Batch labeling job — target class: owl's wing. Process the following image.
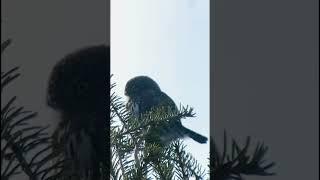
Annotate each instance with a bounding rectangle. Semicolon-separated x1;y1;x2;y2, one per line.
140;91;185;144
136;90;178;115
158;91;178;112
157;92;208;144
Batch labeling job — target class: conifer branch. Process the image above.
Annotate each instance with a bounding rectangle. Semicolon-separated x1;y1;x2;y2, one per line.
210;132;276;180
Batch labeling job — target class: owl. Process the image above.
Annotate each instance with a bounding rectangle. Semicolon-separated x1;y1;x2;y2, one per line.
47;45;109;180
125;76;208;146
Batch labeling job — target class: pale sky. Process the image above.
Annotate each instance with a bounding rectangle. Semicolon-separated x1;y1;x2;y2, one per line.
111;0;210;175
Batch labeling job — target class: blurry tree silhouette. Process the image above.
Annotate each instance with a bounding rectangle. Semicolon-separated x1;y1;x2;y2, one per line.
1;39;64;180
210;132;275;179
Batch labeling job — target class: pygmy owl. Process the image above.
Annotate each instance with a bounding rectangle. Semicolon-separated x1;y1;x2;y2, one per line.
125;76;208;145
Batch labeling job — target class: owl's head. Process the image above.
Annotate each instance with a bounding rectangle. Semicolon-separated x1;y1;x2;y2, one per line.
124;76;161;98
47;45;109;115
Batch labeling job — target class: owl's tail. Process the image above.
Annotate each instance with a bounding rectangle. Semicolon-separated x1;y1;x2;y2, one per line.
183;127;208;144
